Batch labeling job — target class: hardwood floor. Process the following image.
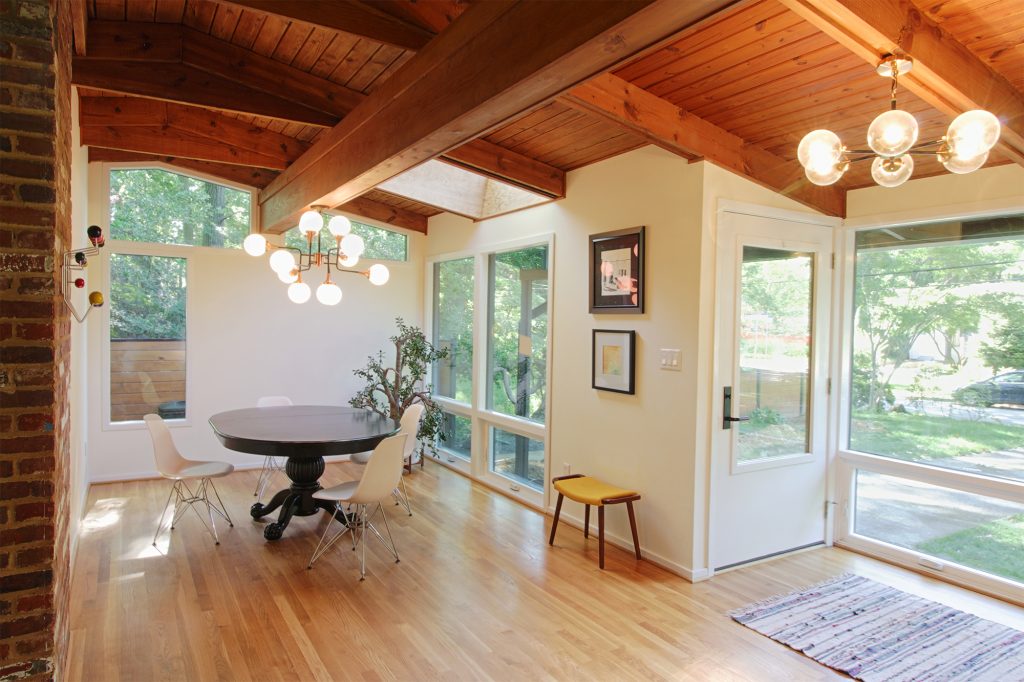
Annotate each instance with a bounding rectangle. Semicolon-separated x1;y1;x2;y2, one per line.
68;460;1022;681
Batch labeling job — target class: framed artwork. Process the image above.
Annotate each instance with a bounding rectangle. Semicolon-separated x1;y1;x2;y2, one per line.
592;329;636;394
589;226;645;314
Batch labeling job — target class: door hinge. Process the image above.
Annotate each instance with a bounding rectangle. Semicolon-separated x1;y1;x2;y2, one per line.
826;378;832;395
830;253;835;269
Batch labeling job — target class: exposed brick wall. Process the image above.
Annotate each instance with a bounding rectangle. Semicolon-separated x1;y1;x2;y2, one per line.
0;0;72;680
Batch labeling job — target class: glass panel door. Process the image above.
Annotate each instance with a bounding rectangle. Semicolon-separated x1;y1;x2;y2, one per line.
738;247;814;462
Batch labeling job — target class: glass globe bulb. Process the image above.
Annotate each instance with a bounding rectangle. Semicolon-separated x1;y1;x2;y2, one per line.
327;215;351;238
367;263;390;286
316;281;343;306
804;163;846;186
946;110;1000;159
866;109;919;156
277;268;298;284
341;233;365;258
243;233;266;256
269;249;296;274
870;154;914;187
940;150;988;175
287;280;311;304
298;209;323;235
797;129;843;171
339;253;359;267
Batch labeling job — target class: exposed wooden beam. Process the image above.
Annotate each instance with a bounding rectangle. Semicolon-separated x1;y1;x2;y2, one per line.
88;147;280;189
70;0;87;56
75;22;367;125
211;0;435;51
182;29;364;119
79;96;309;163
441;139;565;198
561;73;845;216
259;0;735;233
87;148;427;234
336;196;428;234
79;97;309;168
83;21;183;61
72;58;338;127
777;0;1024;165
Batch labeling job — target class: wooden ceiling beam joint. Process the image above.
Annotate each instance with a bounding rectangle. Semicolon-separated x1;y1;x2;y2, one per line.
777;0;1024;166
561;73;845;216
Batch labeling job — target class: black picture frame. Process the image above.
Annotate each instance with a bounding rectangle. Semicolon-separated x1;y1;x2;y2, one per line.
592;329;636;394
589;226;645;314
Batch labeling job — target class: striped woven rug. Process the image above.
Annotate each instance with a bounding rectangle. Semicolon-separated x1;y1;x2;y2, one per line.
730;574;1024;681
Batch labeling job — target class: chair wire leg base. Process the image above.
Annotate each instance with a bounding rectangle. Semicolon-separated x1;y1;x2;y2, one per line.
392;475;412;516
308;504;354;569
153;477;228;547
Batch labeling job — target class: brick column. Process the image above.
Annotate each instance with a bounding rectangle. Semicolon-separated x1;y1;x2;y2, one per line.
1;0;72;679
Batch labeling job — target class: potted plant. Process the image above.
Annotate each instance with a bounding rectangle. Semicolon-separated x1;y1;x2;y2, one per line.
349;318;448;466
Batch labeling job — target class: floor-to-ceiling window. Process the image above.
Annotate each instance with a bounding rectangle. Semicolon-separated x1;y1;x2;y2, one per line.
428;239;552;505
837;215;1024;598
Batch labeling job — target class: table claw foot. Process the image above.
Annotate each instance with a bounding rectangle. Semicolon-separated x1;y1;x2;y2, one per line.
264;523;284;541
251;489;290;520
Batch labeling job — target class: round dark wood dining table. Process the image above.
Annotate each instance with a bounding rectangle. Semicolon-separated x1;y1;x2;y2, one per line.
209;405;399;541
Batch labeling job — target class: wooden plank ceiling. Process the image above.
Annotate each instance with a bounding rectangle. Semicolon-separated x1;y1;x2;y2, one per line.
74;0;1024;229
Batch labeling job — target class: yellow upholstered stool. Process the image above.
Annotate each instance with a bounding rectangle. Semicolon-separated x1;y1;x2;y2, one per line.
548;474;641;569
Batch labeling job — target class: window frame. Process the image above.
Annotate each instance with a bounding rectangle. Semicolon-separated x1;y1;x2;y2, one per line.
97;162;256;431
106;162;258;250
832;202;1024;603
426;234;555;508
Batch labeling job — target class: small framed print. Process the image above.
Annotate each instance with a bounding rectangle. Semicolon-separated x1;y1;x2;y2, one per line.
589;226;645;314
592;329;636;394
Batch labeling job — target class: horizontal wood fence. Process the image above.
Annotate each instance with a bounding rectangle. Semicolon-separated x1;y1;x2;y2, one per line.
738;367;807;419
110;339;185;422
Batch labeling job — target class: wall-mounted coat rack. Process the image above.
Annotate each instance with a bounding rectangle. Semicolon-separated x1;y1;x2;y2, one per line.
62;225;105;323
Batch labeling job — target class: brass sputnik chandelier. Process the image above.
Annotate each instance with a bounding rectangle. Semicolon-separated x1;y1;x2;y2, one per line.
241;208;389;305
797;56;1002;188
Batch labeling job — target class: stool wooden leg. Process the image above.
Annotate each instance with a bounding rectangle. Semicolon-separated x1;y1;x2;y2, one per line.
549;493;564;546
598;506;605;569
583;504;590;538
626;501;641;560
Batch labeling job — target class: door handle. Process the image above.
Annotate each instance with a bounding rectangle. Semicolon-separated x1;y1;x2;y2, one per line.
722;386;749;429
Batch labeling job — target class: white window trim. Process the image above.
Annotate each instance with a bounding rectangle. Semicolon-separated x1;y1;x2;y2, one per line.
99;163;257;431
426;234;555;508
832;203;1024;599
100;241;196;431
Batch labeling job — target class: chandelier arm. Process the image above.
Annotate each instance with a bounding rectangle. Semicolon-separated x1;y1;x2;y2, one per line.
335;268;368;277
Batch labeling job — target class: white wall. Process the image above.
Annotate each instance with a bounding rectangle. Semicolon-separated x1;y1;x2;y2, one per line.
83;162;425;482
428;147;705;574
68;89;89;552
846;164;1024;222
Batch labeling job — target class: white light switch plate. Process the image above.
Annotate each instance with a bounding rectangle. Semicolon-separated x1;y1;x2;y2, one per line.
659;348;682;371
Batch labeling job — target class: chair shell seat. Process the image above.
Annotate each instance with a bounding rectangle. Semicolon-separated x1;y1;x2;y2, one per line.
313;480;359;503
553;476;637;506
164;461;234;480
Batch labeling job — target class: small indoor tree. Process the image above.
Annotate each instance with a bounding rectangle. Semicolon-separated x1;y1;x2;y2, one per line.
350;318;448;462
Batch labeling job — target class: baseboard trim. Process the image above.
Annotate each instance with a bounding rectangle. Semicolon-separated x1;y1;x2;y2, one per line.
89;454;354;484
550;510;698;581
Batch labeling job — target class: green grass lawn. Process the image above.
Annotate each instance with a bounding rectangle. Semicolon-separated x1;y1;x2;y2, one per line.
917;514;1024;583
850;411;1024;461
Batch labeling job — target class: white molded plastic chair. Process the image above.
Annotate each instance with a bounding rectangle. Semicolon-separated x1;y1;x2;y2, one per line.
253;395;292;500
145;414;234;546
350;403;423;516
308;433;408;579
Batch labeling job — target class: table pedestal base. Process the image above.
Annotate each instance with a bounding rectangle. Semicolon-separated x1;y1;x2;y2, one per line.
249;455;342;540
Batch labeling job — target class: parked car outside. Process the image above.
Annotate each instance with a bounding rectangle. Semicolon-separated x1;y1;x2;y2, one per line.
952;370;1024;407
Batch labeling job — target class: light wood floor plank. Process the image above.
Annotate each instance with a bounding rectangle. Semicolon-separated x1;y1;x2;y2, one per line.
69;460;1022;680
